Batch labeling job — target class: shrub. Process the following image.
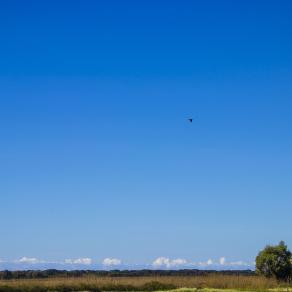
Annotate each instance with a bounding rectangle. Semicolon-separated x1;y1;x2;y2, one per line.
256;241;292;281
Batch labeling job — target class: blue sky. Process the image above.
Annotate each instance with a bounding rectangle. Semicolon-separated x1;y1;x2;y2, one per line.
0;0;292;270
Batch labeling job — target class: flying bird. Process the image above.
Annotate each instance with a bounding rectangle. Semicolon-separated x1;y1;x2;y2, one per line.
188;118;193;123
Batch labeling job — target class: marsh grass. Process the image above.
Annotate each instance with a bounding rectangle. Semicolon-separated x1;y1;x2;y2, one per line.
0;274;289;292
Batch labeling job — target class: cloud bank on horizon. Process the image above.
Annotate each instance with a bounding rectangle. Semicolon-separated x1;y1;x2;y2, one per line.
0;256;254;271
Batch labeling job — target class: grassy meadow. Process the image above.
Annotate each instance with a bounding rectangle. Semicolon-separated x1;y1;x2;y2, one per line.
0;274;291;292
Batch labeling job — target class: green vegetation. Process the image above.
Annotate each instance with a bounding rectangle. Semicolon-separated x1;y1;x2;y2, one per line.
256;241;292;281
0;270;254;280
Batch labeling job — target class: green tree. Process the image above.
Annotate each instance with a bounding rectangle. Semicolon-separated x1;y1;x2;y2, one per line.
256;241;292;281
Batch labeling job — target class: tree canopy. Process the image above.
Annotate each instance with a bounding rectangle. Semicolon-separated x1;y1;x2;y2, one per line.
256;241;292;281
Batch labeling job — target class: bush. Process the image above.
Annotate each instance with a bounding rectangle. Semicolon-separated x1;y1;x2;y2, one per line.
256;241;292;281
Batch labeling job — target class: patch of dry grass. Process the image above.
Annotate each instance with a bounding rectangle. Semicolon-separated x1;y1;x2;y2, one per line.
0;274;287;291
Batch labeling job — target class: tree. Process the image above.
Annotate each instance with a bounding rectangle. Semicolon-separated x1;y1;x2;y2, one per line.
256;241;292;281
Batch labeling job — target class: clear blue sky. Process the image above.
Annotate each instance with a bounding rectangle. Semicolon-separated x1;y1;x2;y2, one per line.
0;0;292;269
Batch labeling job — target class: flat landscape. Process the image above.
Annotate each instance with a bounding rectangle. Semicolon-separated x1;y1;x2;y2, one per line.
0;274;291;292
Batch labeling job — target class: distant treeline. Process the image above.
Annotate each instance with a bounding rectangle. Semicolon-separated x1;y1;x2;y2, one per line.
0;269;254;280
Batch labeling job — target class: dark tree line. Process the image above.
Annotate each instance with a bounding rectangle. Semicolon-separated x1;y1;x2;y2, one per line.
0;269;254;280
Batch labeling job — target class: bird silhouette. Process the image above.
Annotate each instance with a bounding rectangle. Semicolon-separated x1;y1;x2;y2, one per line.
188;118;193;123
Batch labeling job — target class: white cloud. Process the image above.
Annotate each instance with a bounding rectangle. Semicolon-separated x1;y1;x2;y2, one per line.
229;260;250;266
152;257;187;268
3;256;253;270
102;258;122;266
197;257;251;268
207;259;213;265
219;257;226;265
197;259;213;267
171;258;187;265
65;258;92;265
17;257;42;264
